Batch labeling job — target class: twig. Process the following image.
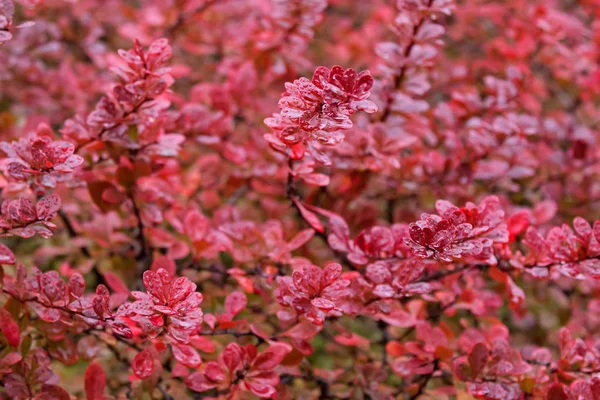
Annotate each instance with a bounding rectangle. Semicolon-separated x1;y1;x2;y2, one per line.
408;359;438;400
130;191;152;278
3;288;114;322
157;379;173;400
226;183;249;205
378;319;391;365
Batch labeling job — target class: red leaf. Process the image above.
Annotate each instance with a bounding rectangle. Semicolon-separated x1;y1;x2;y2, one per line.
186;371;219;392
35;385;70;400
334;332;370;349
172;344;202;368
473;159;510;180
205;361;226;381
292;199;324;233
506;276;525;309
88;181;122;213
85;361;106;400
311;297;335;310
507;210;529;239
132;349;155;379
547;383;568;400
531;200;557;225
0;243;15;264
468;343;489;379
189;335;216;353
222;343;244;372
184;210;209;242
287;229;315;251
245;381;277;398
594;221;600;244
386;341;405;357
103;271;129;294
68;273;85;297
323;263;342;285
0;306;19;347
301;173;330;186
252;348;286;372
151;255;176;276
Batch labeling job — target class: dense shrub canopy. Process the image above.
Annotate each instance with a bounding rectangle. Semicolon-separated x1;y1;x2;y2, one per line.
1;0;600;399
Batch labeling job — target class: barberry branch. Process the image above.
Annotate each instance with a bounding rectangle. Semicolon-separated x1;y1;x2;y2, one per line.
408;359;439;400
130;191;152;278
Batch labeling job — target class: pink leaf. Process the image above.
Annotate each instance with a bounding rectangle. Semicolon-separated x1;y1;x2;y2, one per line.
151;255;176;276
102;271;129;294
245;381;277;398
531;200;557;225
224;291;247;318
301;173;330;186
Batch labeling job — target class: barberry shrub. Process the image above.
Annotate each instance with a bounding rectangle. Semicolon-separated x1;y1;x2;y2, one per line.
1;0;600;399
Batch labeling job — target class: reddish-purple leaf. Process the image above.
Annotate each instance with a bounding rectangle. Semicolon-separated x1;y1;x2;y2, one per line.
85;361;106;400
35;385;71;400
36;195;61;221
468;343;489;379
